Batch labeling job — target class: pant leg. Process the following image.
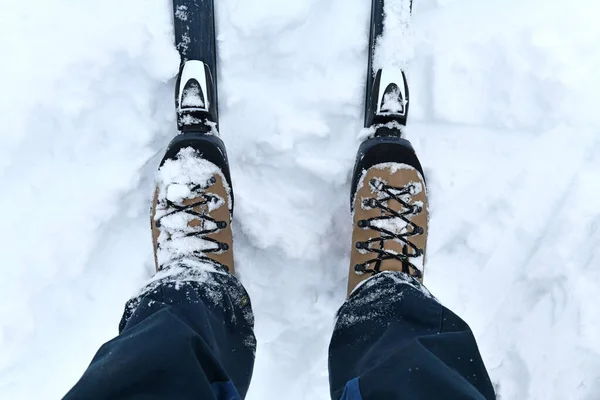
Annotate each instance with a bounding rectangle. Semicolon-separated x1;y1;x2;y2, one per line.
64;264;256;400
329;271;495;400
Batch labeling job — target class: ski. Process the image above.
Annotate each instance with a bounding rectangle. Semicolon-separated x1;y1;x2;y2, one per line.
172;0;219;133
364;0;412;136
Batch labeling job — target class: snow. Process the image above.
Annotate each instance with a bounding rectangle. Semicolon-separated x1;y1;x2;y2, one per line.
175;5;189;22
181;85;206;108
375;0;414;70
1;0;599;399
380;86;406;113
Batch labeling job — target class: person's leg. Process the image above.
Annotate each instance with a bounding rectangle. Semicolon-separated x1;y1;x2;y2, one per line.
329;137;495;400
329;272;495;400
66;132;256;400
65;265;255;400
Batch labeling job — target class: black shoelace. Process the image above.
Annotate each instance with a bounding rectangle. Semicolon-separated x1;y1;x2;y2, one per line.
354;178;424;278
156;177;229;271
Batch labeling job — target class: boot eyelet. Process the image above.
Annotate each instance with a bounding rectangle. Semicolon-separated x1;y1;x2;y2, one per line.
217;221;227;229
354;264;365;275
209;177;217;184
370;178;384;190
357;220;369;228
220;243;230;251
355;241;366;249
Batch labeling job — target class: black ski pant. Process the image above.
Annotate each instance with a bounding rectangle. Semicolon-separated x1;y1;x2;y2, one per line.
64;268;496;400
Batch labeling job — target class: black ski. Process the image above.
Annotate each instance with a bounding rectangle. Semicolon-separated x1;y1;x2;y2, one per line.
364;0;412;135
172;0;219;133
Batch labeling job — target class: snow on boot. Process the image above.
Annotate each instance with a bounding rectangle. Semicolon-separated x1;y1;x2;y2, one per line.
348;136;428;295
151;135;235;275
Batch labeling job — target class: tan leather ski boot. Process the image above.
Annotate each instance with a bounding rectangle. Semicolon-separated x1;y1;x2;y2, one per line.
151;135;235;274
348;137;428;295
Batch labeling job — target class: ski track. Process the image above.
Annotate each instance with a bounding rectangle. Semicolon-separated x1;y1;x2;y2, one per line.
1;0;600;399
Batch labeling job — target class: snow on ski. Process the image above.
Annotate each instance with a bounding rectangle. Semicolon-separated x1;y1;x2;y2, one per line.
172;0;219;133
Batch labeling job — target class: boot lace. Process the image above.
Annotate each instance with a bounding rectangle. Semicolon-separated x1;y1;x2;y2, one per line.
354;177;424;278
156;176;230;271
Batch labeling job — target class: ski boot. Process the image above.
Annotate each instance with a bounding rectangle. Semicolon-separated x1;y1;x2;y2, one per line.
151;134;234;274
350;47;425;293
348;138;428;295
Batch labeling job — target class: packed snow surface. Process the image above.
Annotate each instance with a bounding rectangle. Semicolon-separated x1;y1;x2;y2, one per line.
1;0;600;399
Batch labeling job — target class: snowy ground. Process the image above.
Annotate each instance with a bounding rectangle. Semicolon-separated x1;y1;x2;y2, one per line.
1;0;600;398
